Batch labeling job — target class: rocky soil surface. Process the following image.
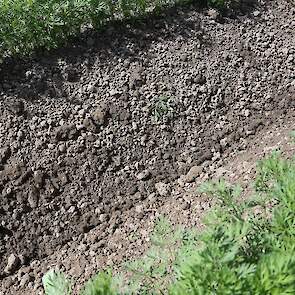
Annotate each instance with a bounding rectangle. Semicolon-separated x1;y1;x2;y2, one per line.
0;0;294;294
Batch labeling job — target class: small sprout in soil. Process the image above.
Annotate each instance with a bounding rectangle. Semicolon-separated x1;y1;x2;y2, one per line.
152;96;174;123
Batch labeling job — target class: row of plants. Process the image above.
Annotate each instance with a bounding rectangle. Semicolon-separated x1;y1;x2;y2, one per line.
43;143;295;294
0;0;236;62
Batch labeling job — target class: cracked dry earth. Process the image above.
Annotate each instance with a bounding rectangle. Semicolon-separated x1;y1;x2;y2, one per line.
0;0;294;294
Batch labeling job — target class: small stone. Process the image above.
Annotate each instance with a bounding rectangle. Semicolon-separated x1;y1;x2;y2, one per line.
89;250;96;257
148;193;156;204
135;205;143;213
194;74;206;85
109;89;121;97
57;172;68;185
55;124;77;141
58;144;66;153
185;165;203;183
28;186;39;208
199;85;207;93
5;162;23;180
207;9;220;21
35;139;43;149
99;214;109;223
136;170;151;181
220;138;227;148
177;175;186;187
0;146;11;165
17;130;24;140
8;100;25;115
92;106;108;125
19;273;31;287
83;118;97;132
180;202;190;210
180;53;188;62
129;66;144;89
215;167;228;178
253;10;260;17
33;171;44;188
4;254;20;274
155;182;171;197
25;70;33;79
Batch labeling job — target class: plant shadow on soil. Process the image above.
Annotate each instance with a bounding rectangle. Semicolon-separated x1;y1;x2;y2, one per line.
0;0;259;102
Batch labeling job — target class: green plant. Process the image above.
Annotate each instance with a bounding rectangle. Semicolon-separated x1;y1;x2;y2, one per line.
122;217;197;294
290;130;295;142
0;0;109;57
208;0;240;9
43;270;116;295
170;151;295;294
153;96;175;122
43;270;72;295
80;272;117;295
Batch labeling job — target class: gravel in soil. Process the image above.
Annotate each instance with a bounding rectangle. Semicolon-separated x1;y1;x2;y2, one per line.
0;0;295;293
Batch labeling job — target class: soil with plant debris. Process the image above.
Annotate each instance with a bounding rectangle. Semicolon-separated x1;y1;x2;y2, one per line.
0;0;294;294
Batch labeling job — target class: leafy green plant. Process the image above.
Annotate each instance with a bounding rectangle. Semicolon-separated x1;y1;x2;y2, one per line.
153;96;175;122
122;217;197;294
43;270;116;295
43;270;72;295
80;271;117;295
170;151;295;294
0;0;109;57
208;0;240;9
208;0;226;7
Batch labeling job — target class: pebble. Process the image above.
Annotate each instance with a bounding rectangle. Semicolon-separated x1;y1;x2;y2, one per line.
136;170;151;180
19;273;31;287
185;165;203;183
4;254;20;274
0;146;11;164
155;182;171;197
207;8;220;21
92;106;108;125
28;187;39;208
33;171;44;188
58;144;66;153
253;10;261;17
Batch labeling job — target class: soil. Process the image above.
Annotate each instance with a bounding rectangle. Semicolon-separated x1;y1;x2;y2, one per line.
0;0;294;294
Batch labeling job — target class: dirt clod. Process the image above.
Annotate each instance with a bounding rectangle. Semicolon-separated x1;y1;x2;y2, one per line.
4;254;20;274
185;165;203;183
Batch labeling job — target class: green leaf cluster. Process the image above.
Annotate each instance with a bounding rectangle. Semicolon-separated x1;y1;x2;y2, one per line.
122;217;197;294
0;0;110;57
171;151;295;294
43;269;117;295
153;96;175;122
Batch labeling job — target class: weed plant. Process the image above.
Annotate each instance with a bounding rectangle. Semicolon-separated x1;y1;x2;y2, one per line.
153;96;175;122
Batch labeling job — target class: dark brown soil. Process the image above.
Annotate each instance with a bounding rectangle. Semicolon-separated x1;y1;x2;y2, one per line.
0;0;294;293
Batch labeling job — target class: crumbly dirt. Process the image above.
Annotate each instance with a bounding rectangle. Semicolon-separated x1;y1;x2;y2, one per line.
0;0;294;294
